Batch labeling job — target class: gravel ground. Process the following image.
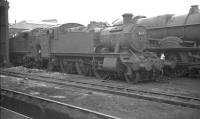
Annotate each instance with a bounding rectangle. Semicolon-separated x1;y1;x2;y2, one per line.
1;74;200;119
2;66;200;98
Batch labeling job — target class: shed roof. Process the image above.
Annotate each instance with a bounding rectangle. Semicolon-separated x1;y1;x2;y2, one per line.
9;20;59;30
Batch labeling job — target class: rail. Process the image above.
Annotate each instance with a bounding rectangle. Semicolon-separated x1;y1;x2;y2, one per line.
1;69;200;110
1;88;119;119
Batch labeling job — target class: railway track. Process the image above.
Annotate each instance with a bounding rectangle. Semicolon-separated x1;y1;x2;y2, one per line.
1;107;33;119
1;88;119;119
1;69;200;109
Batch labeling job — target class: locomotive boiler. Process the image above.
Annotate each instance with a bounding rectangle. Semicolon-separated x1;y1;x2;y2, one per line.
137;5;200;43
136;5;200;76
97;14;147;53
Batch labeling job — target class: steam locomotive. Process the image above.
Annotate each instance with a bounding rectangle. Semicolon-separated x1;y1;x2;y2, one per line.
9;5;200;83
137;5;200;77
48;16;165;83
111;5;200;77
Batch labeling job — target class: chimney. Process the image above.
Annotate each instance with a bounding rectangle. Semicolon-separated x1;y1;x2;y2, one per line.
189;5;199;14
122;13;133;24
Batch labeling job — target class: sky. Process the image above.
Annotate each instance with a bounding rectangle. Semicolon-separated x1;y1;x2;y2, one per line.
8;0;200;25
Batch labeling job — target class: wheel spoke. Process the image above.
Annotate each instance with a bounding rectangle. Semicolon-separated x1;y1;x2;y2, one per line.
124;69;140;83
66;62;73;74
94;70;111;80
140;70;152;81
164;66;186;77
75;62;83;75
59;58;65;73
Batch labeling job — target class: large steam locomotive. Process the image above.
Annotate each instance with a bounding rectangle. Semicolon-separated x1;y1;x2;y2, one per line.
48;15;164;83
137;5;200;77
111;5;200;77
9;5;200;83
